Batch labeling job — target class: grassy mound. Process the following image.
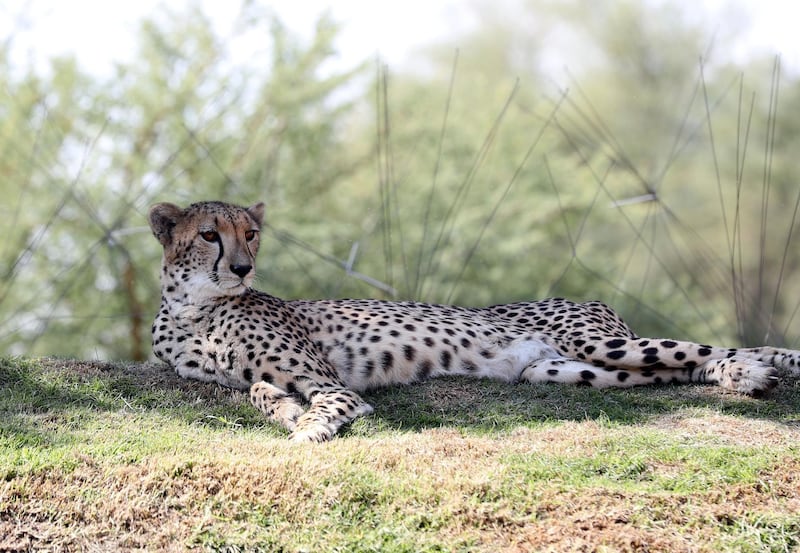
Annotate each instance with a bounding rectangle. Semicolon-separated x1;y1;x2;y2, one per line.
2;357;799;551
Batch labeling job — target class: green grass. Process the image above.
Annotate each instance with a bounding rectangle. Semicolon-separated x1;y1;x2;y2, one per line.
2;357;800;552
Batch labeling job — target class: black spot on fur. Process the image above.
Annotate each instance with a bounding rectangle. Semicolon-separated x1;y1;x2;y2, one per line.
461;360;478;372
605;339;627;349
381;351;394;372
416;360;432;380
364;359;375;378
440;350;452;370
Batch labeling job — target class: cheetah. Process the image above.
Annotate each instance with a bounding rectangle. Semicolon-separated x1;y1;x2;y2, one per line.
148;200;800;442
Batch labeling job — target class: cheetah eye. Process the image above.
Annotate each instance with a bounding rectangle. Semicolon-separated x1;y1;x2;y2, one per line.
200;230;219;243
244;230;257;241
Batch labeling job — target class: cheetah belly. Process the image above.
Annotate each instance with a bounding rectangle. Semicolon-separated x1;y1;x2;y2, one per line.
314;328;561;392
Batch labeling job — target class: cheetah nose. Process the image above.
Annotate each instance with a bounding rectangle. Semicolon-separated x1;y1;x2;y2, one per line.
230;264;252;278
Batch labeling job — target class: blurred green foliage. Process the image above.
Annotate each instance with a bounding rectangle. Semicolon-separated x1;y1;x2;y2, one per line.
0;1;798;360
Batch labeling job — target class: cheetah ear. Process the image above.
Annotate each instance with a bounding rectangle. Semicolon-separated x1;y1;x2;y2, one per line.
247;202;265;228
148;203;184;246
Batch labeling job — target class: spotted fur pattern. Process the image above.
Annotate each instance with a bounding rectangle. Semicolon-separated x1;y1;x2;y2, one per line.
148;201;800;442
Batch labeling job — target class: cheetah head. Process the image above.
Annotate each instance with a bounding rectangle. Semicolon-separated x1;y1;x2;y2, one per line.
148;201;265;301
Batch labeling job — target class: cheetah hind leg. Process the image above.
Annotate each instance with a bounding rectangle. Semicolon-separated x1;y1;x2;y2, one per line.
518;356;779;395
518;358;694;388
250;381;307;431
696;356;779;396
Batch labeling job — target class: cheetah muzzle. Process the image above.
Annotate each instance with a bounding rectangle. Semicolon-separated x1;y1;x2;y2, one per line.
148;200;800;442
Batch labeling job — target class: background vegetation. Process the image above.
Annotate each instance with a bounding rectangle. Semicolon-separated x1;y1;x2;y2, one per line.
1;0;799;361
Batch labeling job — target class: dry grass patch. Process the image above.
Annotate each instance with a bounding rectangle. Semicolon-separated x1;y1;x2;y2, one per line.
652;412;800;447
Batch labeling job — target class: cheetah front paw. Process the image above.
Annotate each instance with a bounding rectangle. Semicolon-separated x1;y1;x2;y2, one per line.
276;402;306;431
289;424;333;443
250;381;306;431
